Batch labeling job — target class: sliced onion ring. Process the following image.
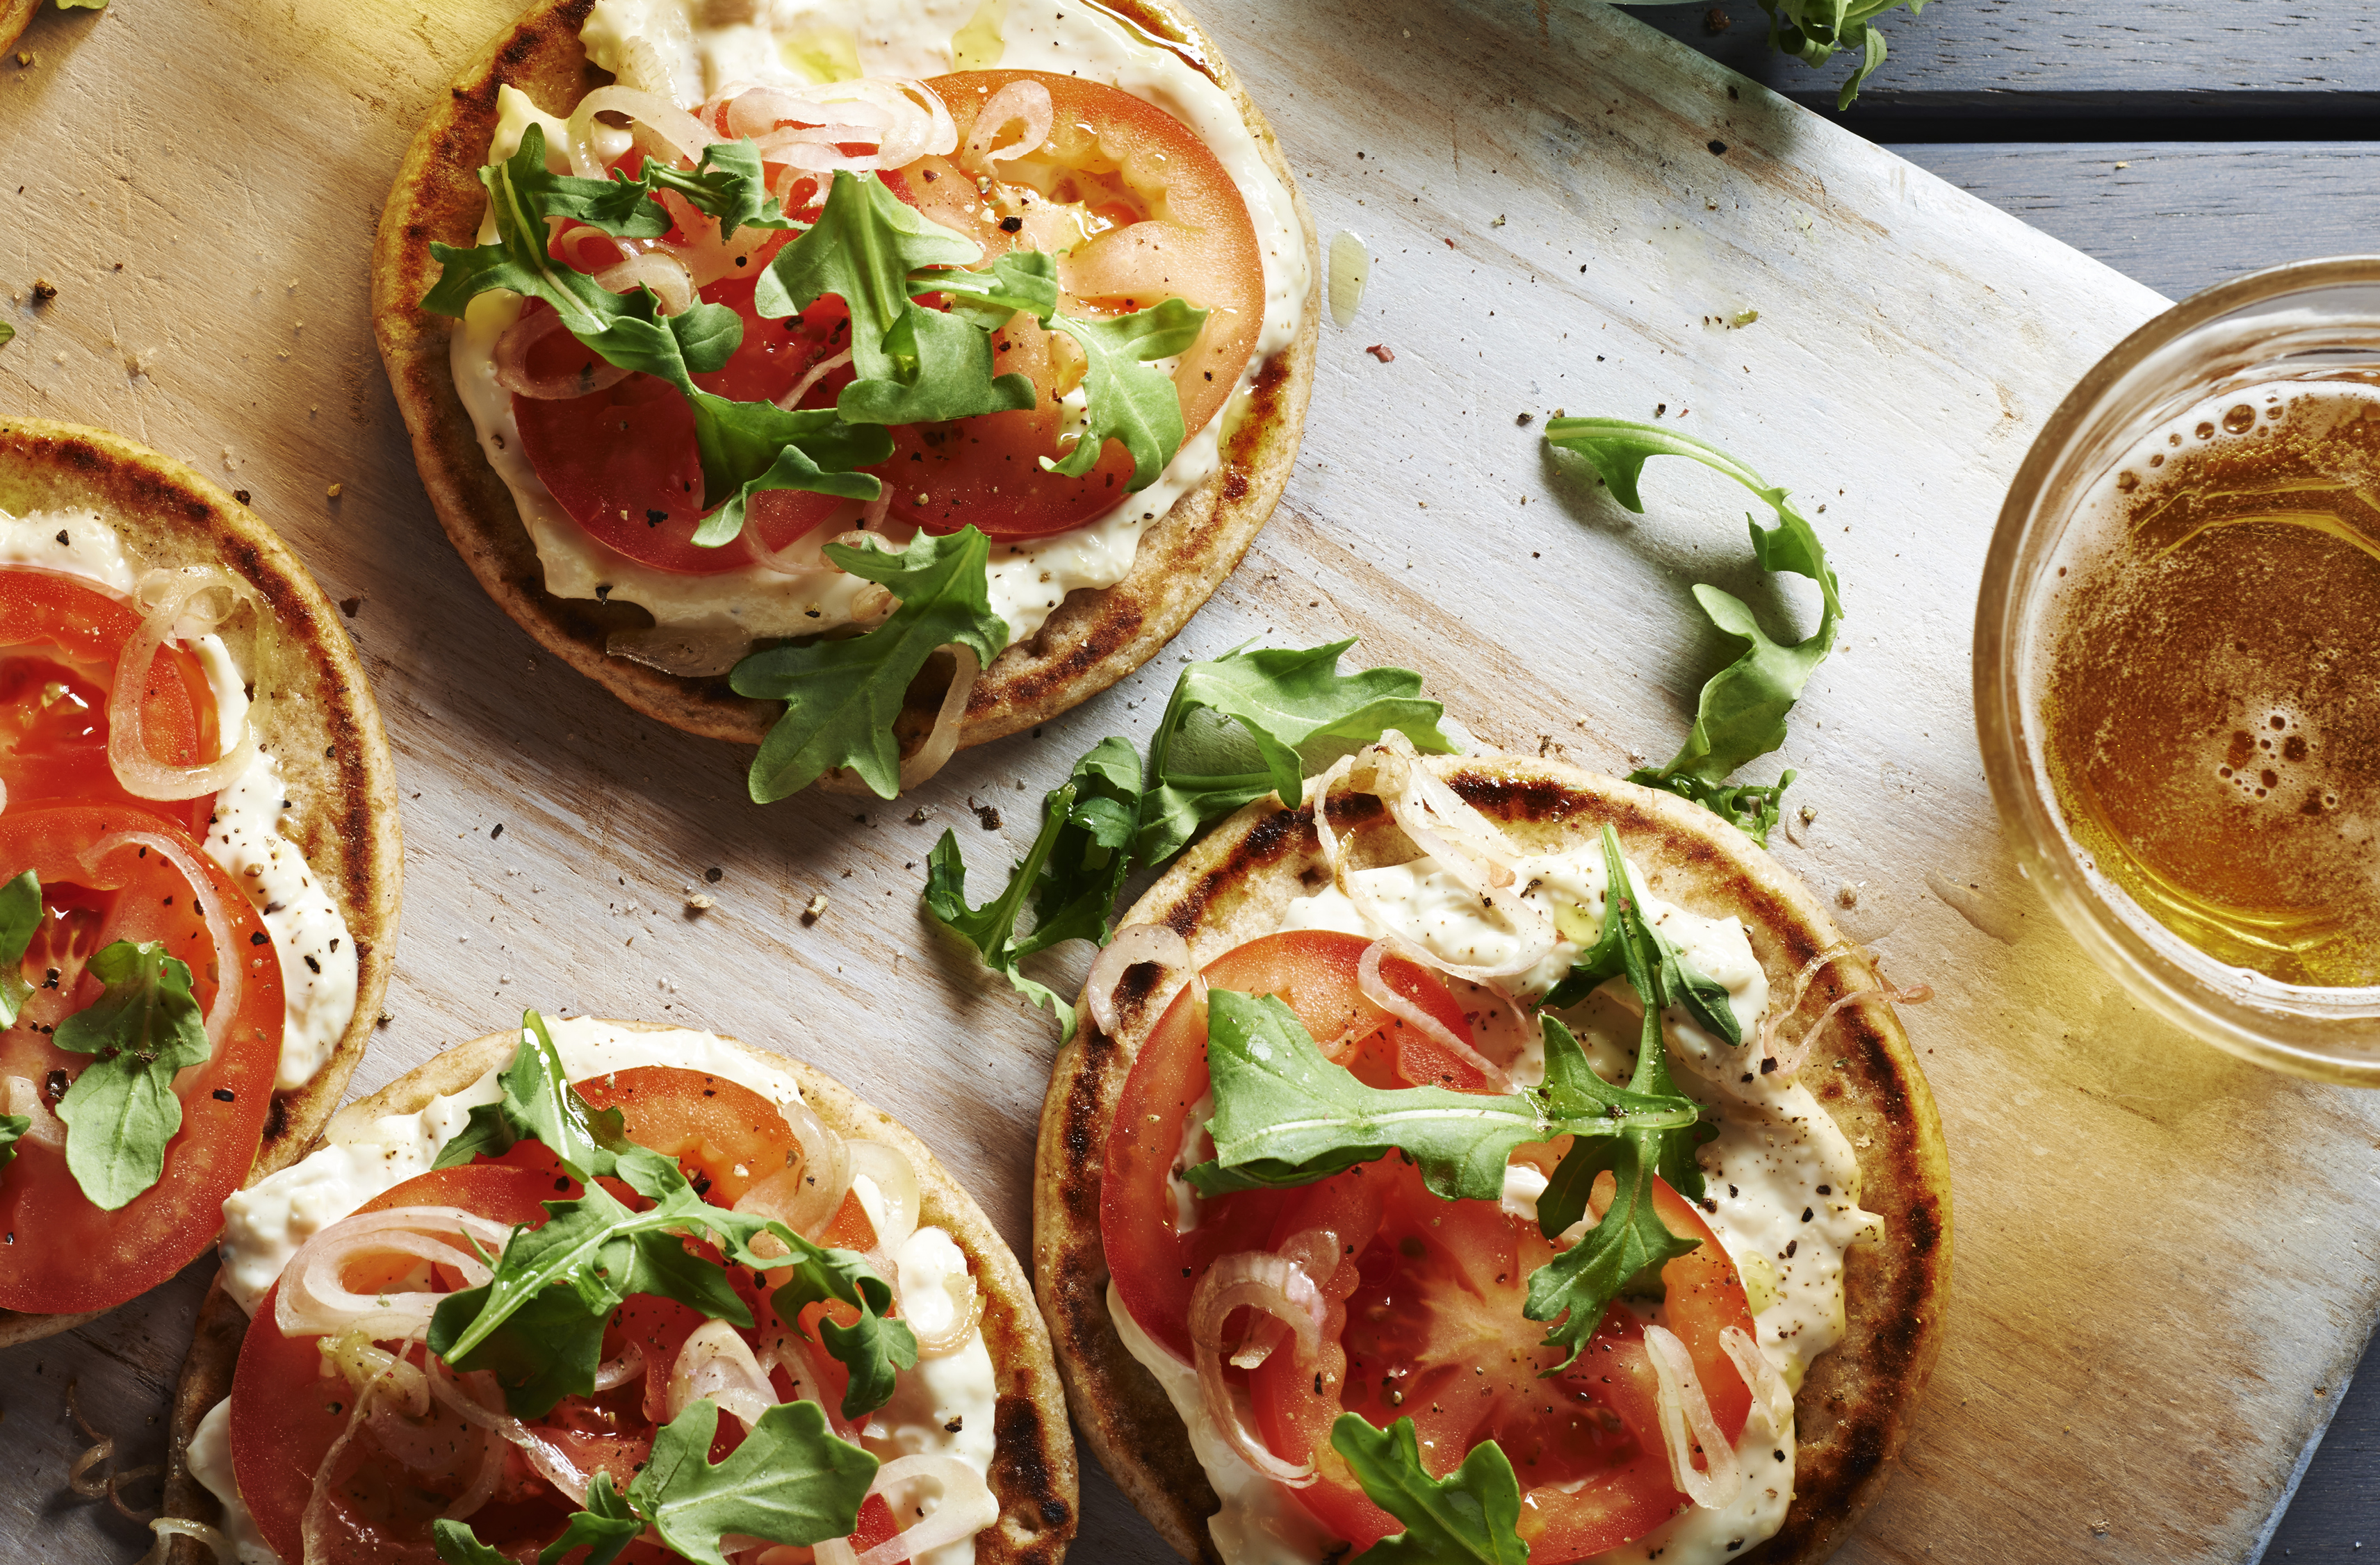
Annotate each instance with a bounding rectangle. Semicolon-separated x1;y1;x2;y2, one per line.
425;1352;594;1507
83;829;244;1051
1189;1251;1326;1487
592;1341;646;1392
1643;1322;1744;1511
896;644;980;794
493;306;635;400
669;1319;779;1430
274;1207;510;1341
136;1518;235;1565
1771;972;1933;1079
567;85;715;179
1086;922;1194;1042
854;1454;1002;1565
1719;1325;1794;1436
302;1334;427;1561
961;80;1054;173
107;567;261;800
847;1140;922;1253
1357;937;1515;1092
734;1097;853;1242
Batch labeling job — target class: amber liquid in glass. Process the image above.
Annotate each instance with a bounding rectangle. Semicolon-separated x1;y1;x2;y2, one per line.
2039;382;2380;988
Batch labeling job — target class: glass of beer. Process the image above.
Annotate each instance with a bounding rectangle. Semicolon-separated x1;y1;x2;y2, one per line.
1978;257;2380;1083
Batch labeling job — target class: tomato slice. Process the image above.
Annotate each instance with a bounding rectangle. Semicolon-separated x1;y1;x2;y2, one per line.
0;803;283;1314
1101;931;1488;1364
0;565;220;835
512;69;1263;566
230;1065;904;1563
1248;1162;1752;1561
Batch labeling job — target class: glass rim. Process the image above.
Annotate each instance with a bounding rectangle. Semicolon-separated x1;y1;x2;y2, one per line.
1976;255;2380;1085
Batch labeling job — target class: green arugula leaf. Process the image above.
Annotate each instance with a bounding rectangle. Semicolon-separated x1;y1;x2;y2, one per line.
635;141;797;241
924;737;1144;1040
1042;298;1209;486
0;869;38;1026
536;1473;642;1565
426;126;886;541
769;1247;921;1420
1330;1416;1529;1565
915;249;1062;330
55;1;111;11
52;940;211;1211
1540;827;1743;1049
1757;0;1926;108
755;170;1036;426
1136;641;1455;865
1633;769;1796;849
0;1116;27;1174
434;1010;630;1178
730;527;1011;802
1543;418;1841;839
0;322;14;348
630;1399;880;1565
431;1519;513;1565
1184;990;1697;1202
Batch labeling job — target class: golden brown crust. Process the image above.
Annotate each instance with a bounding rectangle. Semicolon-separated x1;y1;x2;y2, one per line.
166;1019;1078;1565
1034;754;1953;1565
0;417;402;1348
368;0;1317;770
0;0;34;56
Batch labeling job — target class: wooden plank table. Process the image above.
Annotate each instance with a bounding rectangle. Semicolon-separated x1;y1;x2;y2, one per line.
4;1;2379;1562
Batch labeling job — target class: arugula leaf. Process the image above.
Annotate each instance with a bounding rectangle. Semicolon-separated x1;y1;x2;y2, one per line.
1184;990;1697;1202
1633;769;1796;850
755;170;1037;426
731;527;1011;802
1756;0;1926;108
630;1399;880;1565
434;1010;630;1178
1043;299;1209;486
52;941;211;1211
1542;418;1841;842
431;1520;512;1565
1540;826;1743;1048
427;126;887;541
924;737;1144;1040
769;1247;921;1420
534;1473;644;1565
1330;1416;1529;1565
0;1117;27;1174
0;322;13;348
635;141;797;241
0;869;38;1026
1136;641;1456;865
915;249;1063;329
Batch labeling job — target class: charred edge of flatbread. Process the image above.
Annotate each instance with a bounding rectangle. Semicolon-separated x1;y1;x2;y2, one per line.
164;1020;1077;1565
369;0;1317;767
0;417;402;1350
1034;755;1953;1565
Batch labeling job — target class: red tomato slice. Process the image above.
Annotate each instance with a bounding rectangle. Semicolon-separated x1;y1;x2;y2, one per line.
512;69;1264;566
1248;1161;1752;1561
0;803;283;1315
1101;931;1488;1364
231;1065;902;1563
0;565;220;835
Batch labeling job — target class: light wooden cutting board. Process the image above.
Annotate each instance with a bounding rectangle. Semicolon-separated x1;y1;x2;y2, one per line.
0;2;2367;1562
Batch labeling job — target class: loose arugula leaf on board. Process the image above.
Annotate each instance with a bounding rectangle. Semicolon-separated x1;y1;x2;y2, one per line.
636;141;797;241
731;527;1011;803
630;1399;880;1565
0;869;38;1026
0;322;14;348
434;1010;630;1177
756;170;1037;425
1136;641;1456;865
1043;298;1209;486
770;1246;922;1420
0;1117;27;1174
1184;990;1697;1202
427;126;883;540
1542;418;1841;842
52;940;211;1211
924;737;1144;1041
1330;1416;1529;1565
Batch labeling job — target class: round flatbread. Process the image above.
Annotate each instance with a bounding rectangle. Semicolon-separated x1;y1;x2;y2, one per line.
0;416;402;1348
0;0;35;56
370;0;1318;769
164;1019;1079;1565
1034;752;1953;1565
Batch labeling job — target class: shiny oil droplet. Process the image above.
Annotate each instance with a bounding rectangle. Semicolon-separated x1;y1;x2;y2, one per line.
1328;230;1371;329
2224;403;2257;434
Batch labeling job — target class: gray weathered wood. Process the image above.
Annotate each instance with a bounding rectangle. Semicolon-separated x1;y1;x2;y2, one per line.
0;1;2375;1564
1885;142;2380;303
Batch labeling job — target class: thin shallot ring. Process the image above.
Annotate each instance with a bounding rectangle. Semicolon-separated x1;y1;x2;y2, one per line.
592;1342;647;1392
274;1207;510;1340
1189;1252;1325;1487
1357;937;1515;1092
300;1335;426;1560
1771;976;1932;1080
776;346;854;411
668;1320;779;1430
895;644;981;794
961;79;1054;173
847;1140;921;1253
567;85;715;179
852;1454;1002;1565
1086;922;1193;1041
491;306;635;400
106;567;260;800
1643;1322;1745;1511
1719;1325;1794;1436
742;500;864;577
82;830;243;1050
733;1097;852;1241
425;1353;593;1507
1754;940;1859;1061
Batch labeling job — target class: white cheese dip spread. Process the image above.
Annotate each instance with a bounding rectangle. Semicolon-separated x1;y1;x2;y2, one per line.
1114;833;1882;1565
195;1017;998;1565
450;0;1308;662
0;510;358;1090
